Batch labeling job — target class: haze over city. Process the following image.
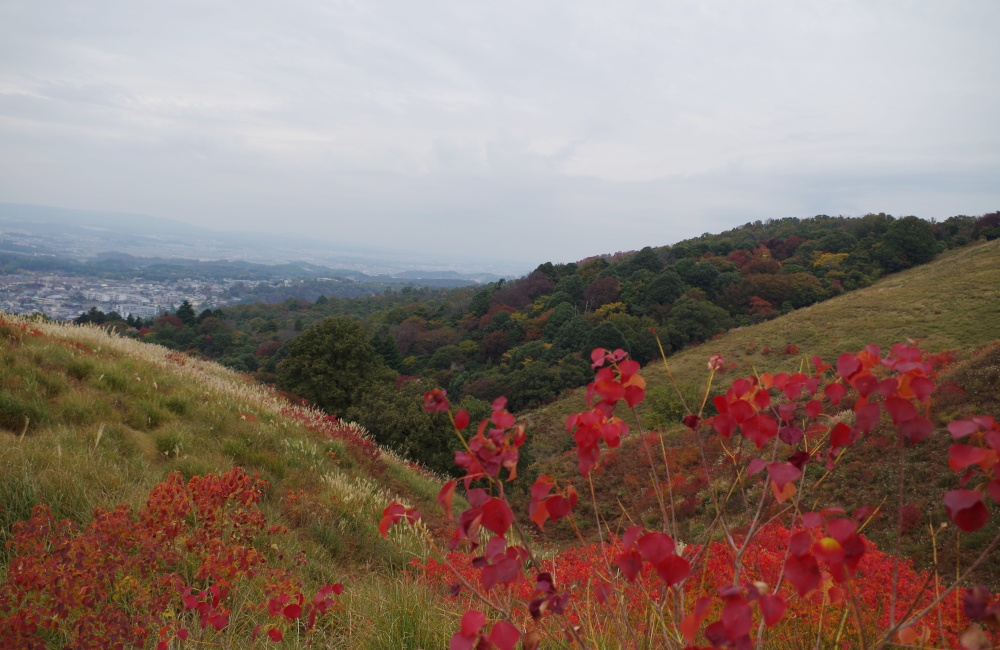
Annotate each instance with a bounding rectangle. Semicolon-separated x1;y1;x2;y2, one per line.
2;1;998;267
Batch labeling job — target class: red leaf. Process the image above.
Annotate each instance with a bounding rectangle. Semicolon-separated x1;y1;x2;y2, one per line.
623;525;644;549
778;402;798;422
616;549;642;581
594;378;625;404
283;603;302;620
438;481;457;519
423;388;450;413
491;409;515;429
743;414;778;448
779;426;804;445
949;420;981;439
481;498;514;535
546;495;572;521
654;554;691;586
826;518;858;543
785;552;822;596
619;359;640;377
711;412;737;438
813;537;845;565
836;353;861;379
454;409;470;430
805;400;823;419
767;462;802;489
747;458;766;476
877;378;899;399
591;348;607;368
460;609;486;637
854;374;878;397
487;621;520;650
944;490;990;532
332;583;344;595
949;445;988;472
681;597;712;644
854;402;881;433
623;385;645;407
530;475;555;501
682;414;701;430
884;397;917;423
637;532;676;565
760;594;787;627
830;422;852;449
824;383;846;406
268;628;283;642
910;376;935;401
988;480;1000;505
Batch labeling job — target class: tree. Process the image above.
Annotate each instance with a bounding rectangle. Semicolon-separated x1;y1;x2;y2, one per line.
346;379;462;476
881;216;939;269
665;296;733;349
277;317;394;414
640;269;685;311
551;315;593;355
582;277;620;311
176;300;197;327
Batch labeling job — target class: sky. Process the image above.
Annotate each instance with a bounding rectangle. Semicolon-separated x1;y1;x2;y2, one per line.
1;1;998;268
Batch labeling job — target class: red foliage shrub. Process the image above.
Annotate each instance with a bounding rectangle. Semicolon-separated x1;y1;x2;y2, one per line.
0;468;343;649
388;341;1000;648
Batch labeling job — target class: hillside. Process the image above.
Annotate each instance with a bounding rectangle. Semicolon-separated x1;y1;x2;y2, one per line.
1;240;999;648
523;238;1000;452
518;239;1000;583
0;314;464;647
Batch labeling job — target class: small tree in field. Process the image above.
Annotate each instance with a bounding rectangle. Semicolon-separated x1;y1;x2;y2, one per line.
278;317;394;414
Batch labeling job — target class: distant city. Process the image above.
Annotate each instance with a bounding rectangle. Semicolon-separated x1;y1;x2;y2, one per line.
0;272;255;321
0;202;520;322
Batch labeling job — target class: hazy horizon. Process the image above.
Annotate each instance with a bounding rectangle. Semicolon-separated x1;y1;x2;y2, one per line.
2;1;998;266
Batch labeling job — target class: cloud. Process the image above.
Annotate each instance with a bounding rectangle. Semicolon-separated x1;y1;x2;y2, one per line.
0;0;998;266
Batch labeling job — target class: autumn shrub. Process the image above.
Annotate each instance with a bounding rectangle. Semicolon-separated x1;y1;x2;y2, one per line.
0;467;345;649
385;342;1000;649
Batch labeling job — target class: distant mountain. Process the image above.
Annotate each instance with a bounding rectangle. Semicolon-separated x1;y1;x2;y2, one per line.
0;202;516;280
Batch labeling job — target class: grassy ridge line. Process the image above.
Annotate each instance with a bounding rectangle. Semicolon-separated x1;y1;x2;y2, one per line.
0;313;456;570
524;238;1000;452
7;312;418;471
1;312;478;645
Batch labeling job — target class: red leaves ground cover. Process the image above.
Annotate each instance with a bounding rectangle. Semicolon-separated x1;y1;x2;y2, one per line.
0;468;343;649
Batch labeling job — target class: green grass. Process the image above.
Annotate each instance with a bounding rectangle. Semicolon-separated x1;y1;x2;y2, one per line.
0;315;449;586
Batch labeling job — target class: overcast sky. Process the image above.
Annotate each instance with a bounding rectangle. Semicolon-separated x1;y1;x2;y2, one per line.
1;1;998;267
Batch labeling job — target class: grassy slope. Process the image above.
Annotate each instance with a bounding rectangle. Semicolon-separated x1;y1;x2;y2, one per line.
519;239;1000;583
0;315;463;647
